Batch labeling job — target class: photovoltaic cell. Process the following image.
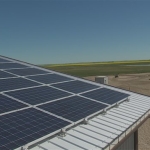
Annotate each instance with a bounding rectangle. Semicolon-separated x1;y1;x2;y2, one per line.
38;96;107;122
0;63;28;70
52;80;99;94
6;86;72;105
0;78;40;92
7;68;51;76
0;58;11;63
0;56;131;149
0;108;70;150
81;88;130;105
0;95;27;114
27;73;73;84
0;70;15;79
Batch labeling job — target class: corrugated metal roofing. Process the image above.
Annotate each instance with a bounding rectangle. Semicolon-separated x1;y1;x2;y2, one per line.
29;85;150;150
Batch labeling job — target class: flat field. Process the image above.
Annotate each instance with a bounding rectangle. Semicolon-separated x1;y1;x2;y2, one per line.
42;60;150;77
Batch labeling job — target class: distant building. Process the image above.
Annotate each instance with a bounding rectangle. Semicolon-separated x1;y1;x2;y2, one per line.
95;76;108;84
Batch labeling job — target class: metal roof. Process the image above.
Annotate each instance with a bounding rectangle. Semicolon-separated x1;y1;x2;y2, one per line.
0;55;149;150
30;85;150;150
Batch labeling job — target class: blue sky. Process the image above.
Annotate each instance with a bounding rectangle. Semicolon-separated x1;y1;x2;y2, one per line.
0;0;150;64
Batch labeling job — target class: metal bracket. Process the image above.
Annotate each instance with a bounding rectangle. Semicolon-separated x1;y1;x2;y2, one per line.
102;108;107;115
83;118;89;125
115;102;119;108
21;145;28;150
59;128;67;137
126;97;130;102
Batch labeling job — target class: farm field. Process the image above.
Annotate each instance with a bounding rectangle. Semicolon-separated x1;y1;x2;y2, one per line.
42;59;150;77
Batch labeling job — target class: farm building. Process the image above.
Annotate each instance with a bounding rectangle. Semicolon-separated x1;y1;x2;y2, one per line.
0;55;149;150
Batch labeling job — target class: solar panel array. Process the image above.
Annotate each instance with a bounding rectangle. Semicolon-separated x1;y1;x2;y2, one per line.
0;56;130;150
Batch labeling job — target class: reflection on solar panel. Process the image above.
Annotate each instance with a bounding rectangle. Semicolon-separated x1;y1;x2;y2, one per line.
38;96;107;122
52;80;99;93
6;86;72;105
0;70;15;79
0;78;40;92
0;63;28;69
27;73;73;84
0;58;11;63
7;68;51;76
0;95;27;114
0;108;70;150
81;88;130;105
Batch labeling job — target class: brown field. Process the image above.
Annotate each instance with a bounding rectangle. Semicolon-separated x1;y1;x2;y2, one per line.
85;73;150;150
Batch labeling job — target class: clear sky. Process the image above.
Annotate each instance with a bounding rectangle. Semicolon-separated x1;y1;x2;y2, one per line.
0;0;150;64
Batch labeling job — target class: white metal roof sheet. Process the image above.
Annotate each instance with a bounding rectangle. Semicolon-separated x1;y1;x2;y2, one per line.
30;85;150;150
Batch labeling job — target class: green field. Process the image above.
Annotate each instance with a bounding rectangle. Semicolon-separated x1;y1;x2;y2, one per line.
41;60;150;77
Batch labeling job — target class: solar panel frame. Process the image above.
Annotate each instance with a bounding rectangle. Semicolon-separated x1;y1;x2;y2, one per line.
0;108;71;150
0;94;28;114
51;80;100;94
0;70;16;79
27;73;74;84
0;78;41;92
0;63;29;70
0;55;131;149
6;68;52;76
0;58;11;63
81;88;130;105
38;96;108;122
6;86;72;105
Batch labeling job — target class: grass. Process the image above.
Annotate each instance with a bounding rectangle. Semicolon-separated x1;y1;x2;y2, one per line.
40;60;150;77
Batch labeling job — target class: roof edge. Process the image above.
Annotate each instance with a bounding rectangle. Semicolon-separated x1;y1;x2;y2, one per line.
110;112;150;150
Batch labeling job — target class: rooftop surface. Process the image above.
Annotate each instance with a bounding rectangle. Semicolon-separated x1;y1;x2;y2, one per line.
29;85;150;150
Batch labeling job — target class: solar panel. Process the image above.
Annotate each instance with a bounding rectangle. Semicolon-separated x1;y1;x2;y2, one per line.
0;108;70;150
27;73;73;84
7;68;51;76
38;96;107;122
0;55;131;149
0;78;40;92
0;58;11;63
81;88;130;105
0;63;28;69
0;70;15;79
0;95;27;114
6;86;72;105
52;80;99;94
